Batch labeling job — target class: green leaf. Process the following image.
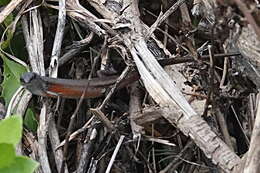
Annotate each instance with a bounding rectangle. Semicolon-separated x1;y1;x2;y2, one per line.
1;14;14;50
0;0;11;6
3;13;13;26
1;14;27;60
0;14;27;106
10;33;27;61
24;108;38;132
0;116;38;173
0;143;15;168
0;56;27;105
0;156;39;173
0;115;22;145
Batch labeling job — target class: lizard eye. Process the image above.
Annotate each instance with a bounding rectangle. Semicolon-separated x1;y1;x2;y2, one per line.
20;72;37;85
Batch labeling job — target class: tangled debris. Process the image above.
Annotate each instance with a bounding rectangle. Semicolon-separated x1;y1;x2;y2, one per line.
0;0;260;173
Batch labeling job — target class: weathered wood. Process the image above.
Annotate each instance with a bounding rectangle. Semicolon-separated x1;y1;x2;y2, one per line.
85;0;242;171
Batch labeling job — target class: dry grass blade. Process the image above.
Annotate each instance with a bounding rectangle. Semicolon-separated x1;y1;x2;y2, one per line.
0;0;25;24
243;96;260;173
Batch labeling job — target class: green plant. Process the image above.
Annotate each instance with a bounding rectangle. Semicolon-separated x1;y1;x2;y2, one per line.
0;115;38;173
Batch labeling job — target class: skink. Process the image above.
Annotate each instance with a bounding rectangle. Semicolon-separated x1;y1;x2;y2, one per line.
20;52;240;99
20;71;139;99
